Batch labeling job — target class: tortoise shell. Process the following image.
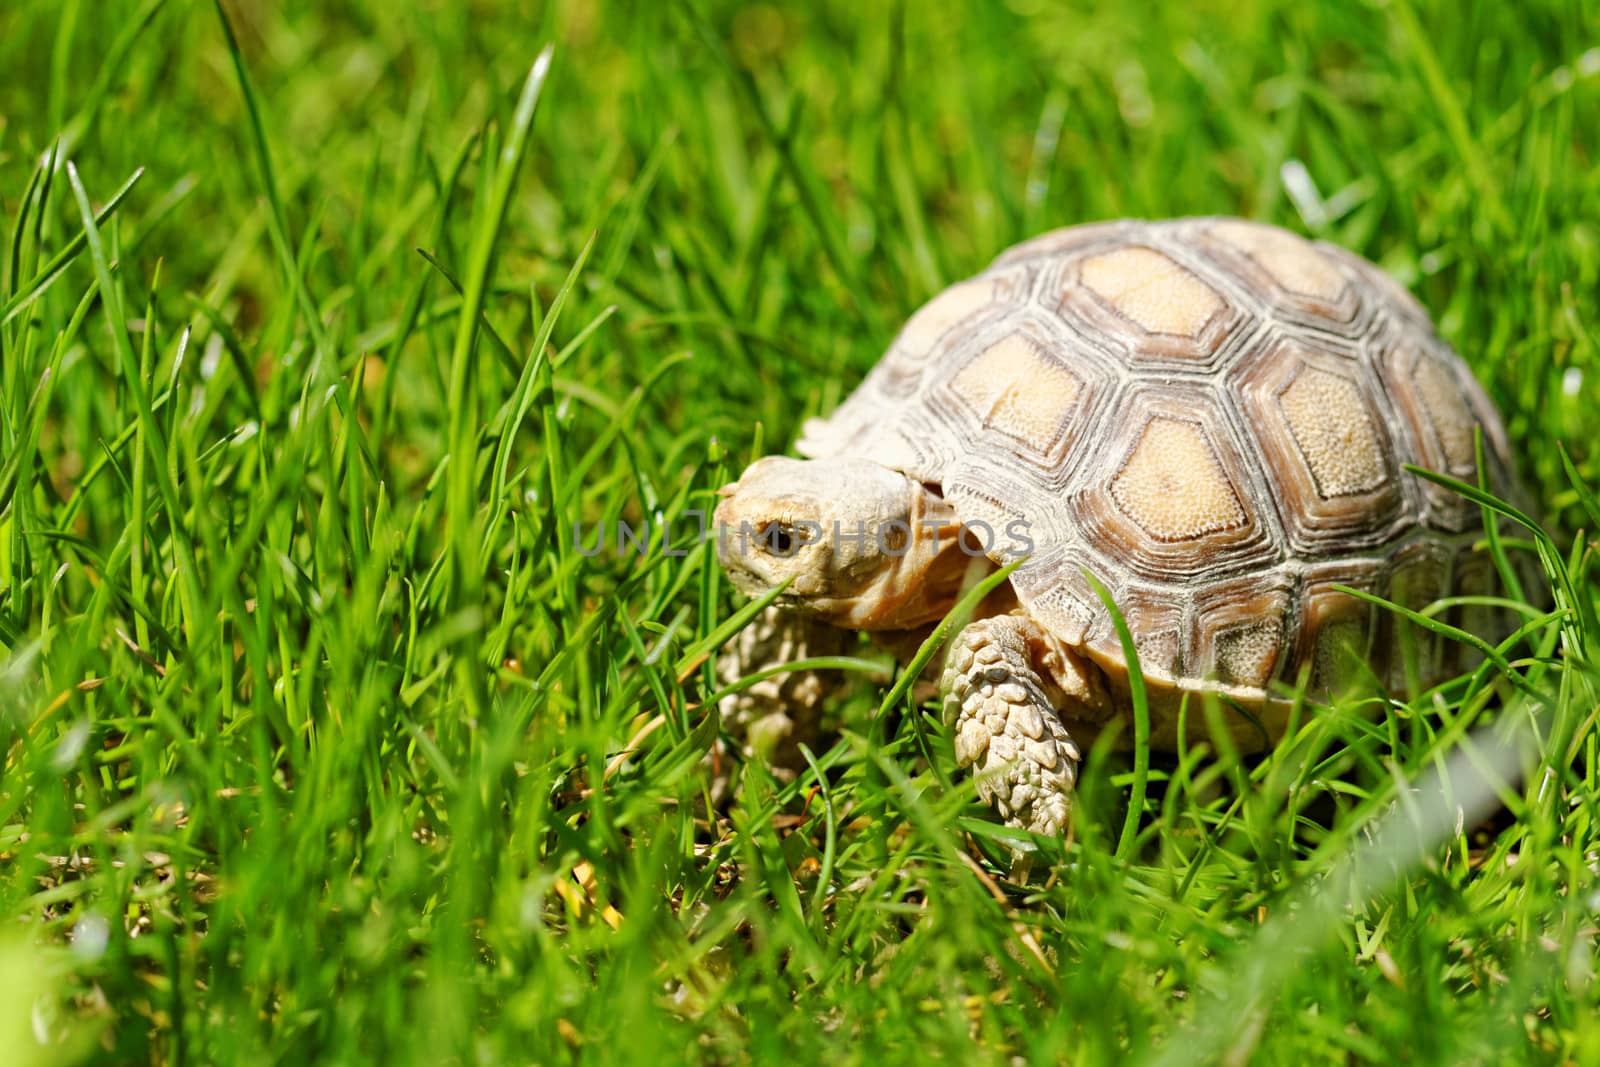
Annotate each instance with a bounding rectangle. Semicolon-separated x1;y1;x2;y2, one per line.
798;217;1519;703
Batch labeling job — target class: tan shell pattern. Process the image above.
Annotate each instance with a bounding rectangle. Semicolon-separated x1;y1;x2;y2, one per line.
798;217;1519;699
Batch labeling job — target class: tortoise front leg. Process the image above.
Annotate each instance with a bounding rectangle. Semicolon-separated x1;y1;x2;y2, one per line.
714;605;850;789
941;613;1088;851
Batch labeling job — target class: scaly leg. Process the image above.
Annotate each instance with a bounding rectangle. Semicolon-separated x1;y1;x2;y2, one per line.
713;606;850;797
941;613;1101;849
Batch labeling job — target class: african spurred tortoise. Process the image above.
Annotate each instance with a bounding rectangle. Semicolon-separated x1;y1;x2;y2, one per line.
714;217;1521;843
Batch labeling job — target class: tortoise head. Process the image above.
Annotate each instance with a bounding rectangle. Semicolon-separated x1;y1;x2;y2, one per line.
713;456;974;630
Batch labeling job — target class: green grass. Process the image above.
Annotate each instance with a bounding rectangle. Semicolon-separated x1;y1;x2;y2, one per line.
2;0;1598;1062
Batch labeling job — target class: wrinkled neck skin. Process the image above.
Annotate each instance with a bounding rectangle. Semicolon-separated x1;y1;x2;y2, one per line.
823;490;981;631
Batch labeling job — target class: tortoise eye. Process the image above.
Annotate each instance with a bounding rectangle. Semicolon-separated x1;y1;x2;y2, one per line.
761;522;797;556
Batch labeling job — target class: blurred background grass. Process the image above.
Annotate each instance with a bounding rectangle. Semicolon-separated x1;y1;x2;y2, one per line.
5;0;1595;492
1;0;1597;1063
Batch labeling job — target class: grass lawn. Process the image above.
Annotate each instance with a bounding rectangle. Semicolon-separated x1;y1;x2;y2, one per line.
2;0;1598;1062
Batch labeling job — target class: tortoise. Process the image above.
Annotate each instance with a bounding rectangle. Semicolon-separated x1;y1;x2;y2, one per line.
713;217;1522;845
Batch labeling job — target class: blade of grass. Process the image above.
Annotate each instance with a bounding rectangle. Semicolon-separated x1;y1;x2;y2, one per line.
66;162;200;643
1084;569;1152;862
442;47;555;720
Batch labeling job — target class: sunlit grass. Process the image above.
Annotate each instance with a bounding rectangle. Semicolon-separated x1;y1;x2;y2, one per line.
1;0;1597;1063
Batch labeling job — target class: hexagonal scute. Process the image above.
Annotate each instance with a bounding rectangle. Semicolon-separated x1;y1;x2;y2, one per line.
949;331;1084;456
1059;245;1251;366
1010;547;1100;646
1231;339;1406;552
1280;367;1388;496
1209;220;1346;301
941;458;1053;568
1073;388;1281;584
1082;247;1223;336
1114;585;1188;680
1412;355;1478;470
1315;242;1434;329
1112;417;1247;541
1214;620;1286;689
1199;219;1365;332
1191;572;1296;689
1377;334;1487;532
1295;561;1383;695
928;303;1127;492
